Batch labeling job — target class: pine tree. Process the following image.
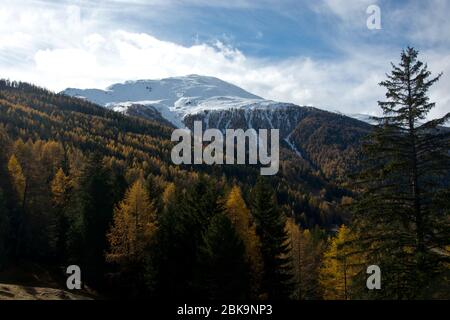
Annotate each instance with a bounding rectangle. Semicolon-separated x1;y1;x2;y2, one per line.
196;213;250;300
107;179;157;267
66;153;115;285
225;185;263;298
150;186;188;298
0;188;9;268
151;176;225;298
251;177;293;299
353;47;450;298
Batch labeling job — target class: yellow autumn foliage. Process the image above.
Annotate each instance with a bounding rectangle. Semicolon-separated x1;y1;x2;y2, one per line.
319;225;361;300
225;185;263;297
107;179;157;266
8;155;26;203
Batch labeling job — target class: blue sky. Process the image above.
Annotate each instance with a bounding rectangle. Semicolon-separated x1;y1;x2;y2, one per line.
1;0;449;118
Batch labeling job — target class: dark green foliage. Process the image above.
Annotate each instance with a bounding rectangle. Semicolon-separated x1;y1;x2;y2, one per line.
150;176;225;298
0;188;9;268
0;128;11;269
66;153;115;285
196;213;250;300
251;177;294;299
353;47;450;299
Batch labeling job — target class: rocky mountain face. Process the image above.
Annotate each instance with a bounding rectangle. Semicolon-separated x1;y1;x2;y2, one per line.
184;104;372;180
62;75;373;181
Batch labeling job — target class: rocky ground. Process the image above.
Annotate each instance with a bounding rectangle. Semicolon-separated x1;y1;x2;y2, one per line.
0;283;92;300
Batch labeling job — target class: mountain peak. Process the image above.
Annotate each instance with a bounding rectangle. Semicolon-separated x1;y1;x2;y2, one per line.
62;75;378;128
62;75;266;127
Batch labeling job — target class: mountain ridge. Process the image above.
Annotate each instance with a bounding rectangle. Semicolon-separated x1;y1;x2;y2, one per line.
62;75;372;128
61;75;372;180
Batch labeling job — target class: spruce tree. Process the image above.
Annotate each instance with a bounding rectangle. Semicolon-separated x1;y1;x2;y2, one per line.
251;177;293;299
196;213;250;300
66;153;115;285
0;188;9;268
353;47;450;298
151;176;224;298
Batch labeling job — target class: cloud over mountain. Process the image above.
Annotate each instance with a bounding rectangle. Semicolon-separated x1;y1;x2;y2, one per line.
1;0;449;119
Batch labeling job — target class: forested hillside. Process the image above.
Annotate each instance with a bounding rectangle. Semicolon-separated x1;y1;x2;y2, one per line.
0;80;351;299
1;45;448;302
185;105;371;182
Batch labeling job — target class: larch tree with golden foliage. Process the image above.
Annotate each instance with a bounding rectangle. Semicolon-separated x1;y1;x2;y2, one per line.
107;179;157;268
51;168;71;259
162;182;176;209
319;225;361;300
225;185;263;298
286;218;325;300
51;168;71;208
8;155;26;205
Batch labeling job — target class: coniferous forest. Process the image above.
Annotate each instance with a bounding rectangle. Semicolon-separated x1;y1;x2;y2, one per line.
0;48;449;301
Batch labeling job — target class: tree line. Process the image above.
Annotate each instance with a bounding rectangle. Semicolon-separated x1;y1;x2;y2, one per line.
0;47;448;299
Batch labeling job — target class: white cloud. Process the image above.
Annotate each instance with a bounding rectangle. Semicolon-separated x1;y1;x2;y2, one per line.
0;0;448;119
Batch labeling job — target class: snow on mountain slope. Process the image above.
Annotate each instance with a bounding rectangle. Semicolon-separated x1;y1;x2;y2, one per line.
61;74;374;174
62;74;265;127
332;111;378;125
346;113;378;125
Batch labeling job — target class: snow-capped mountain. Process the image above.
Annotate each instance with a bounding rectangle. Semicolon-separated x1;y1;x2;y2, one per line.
331;111;378;125
62;74;377;128
62;75;315;154
344;113;378;125
62;74;372;179
62;74;266;127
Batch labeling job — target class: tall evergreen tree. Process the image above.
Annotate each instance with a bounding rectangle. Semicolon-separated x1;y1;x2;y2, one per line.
251;177;293;299
0;128;11;268
196;213;250;300
66;153;115;285
0;188;9;268
353;47;450;298
151;176;223;298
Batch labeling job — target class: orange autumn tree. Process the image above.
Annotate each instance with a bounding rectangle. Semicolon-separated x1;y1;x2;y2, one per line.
107;179;157;268
225;185;263;297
